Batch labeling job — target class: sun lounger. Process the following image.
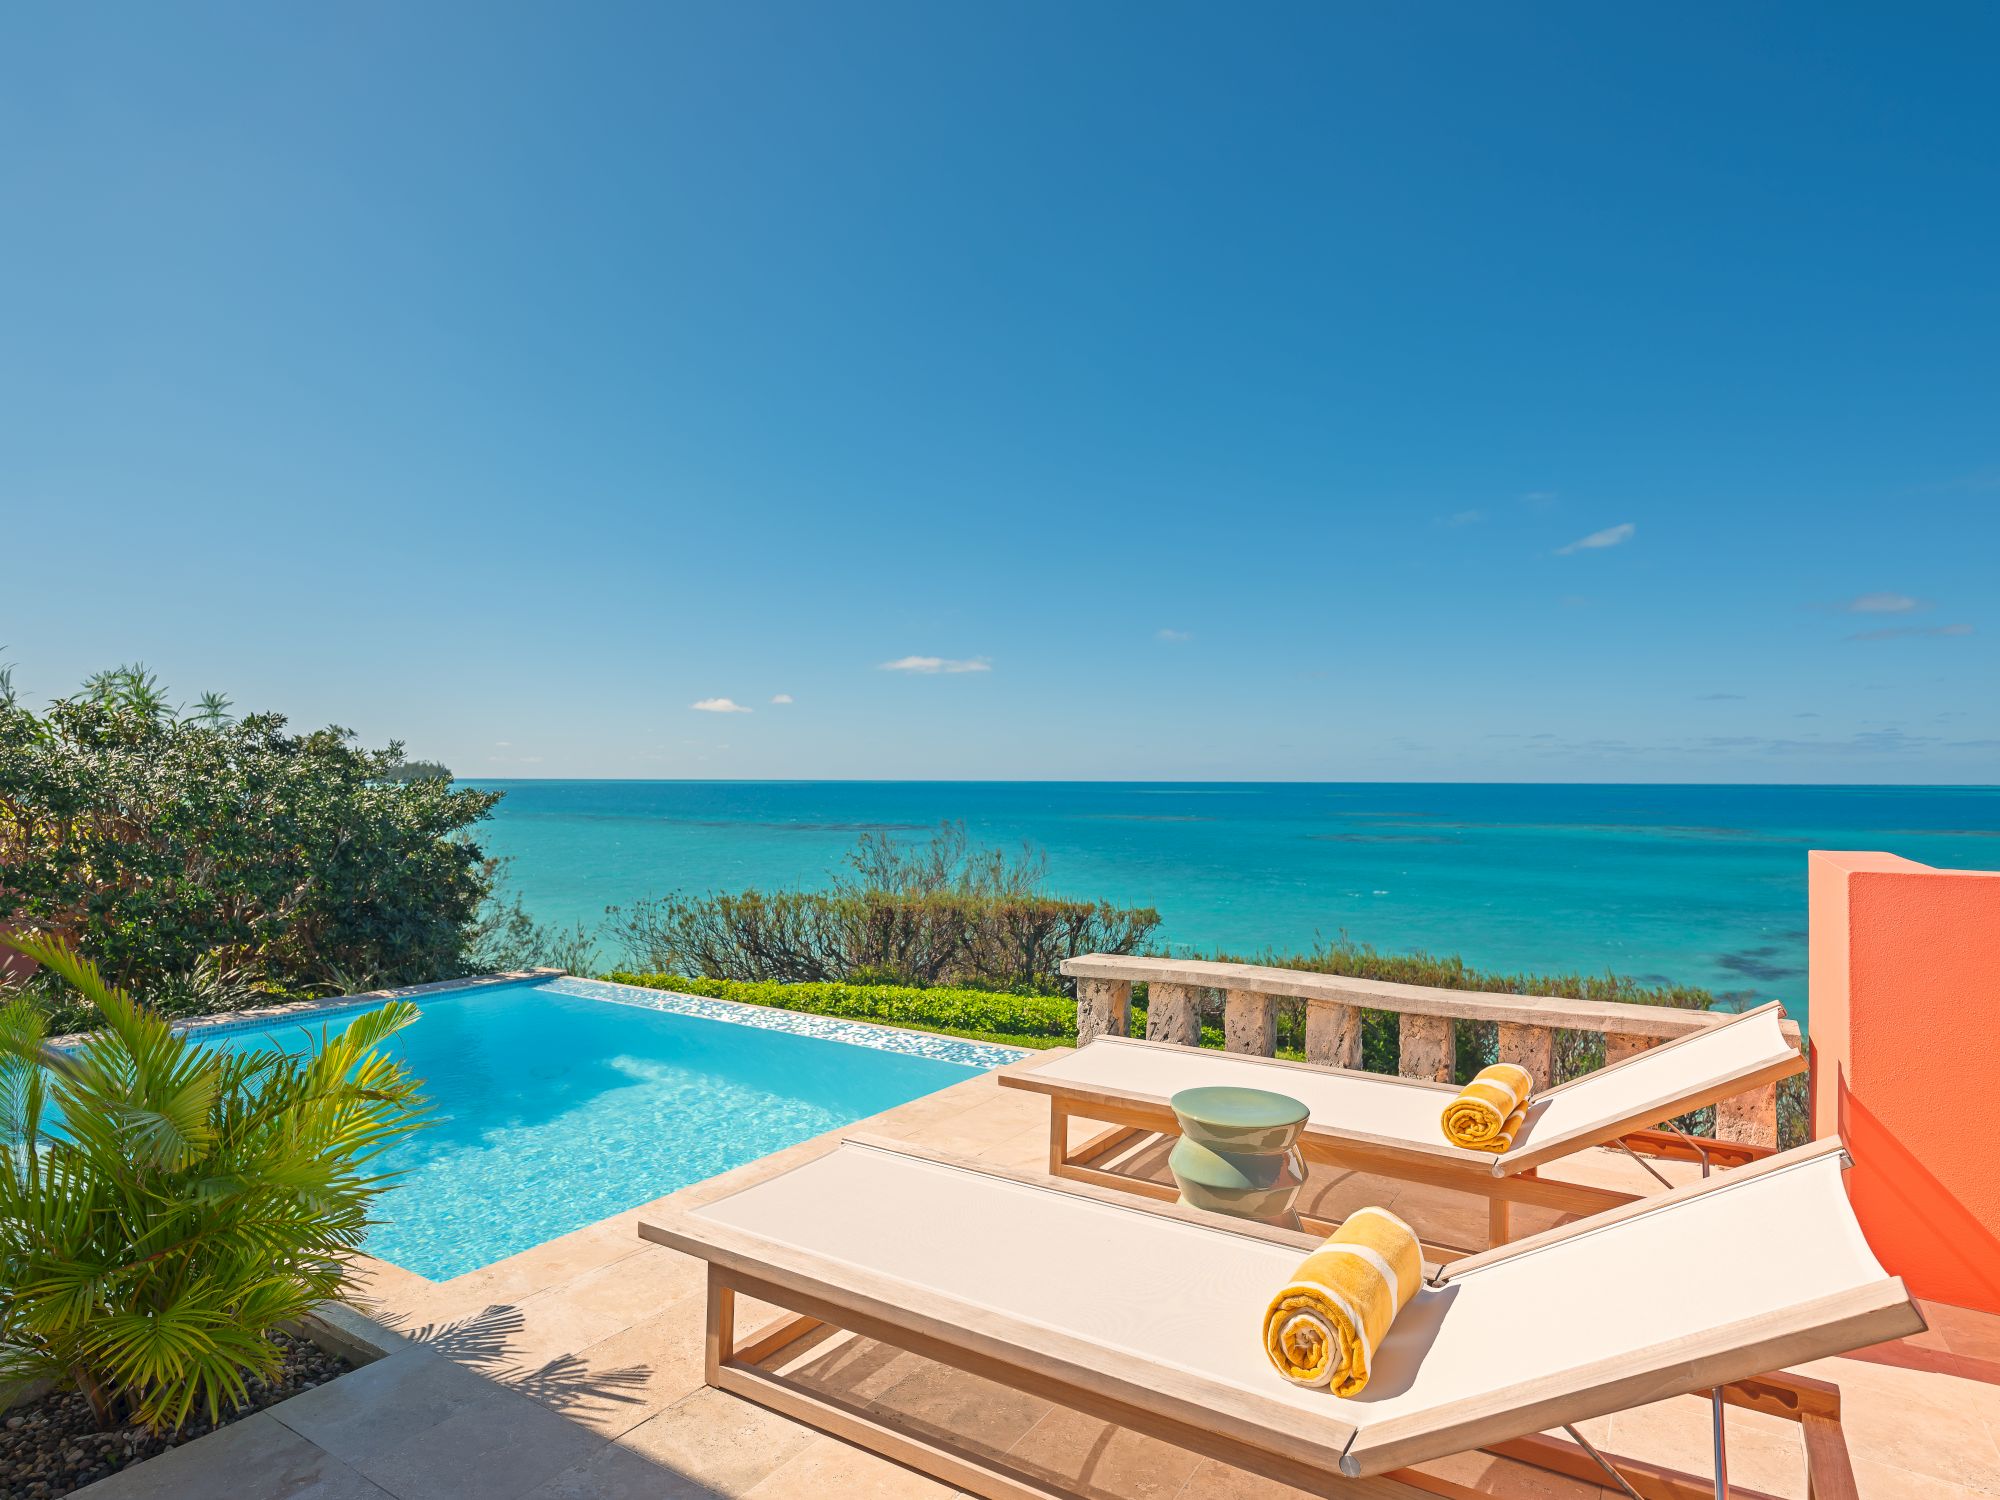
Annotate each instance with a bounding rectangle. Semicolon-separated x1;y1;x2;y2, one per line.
1001;1001;1805;1247
640;1134;1915;1500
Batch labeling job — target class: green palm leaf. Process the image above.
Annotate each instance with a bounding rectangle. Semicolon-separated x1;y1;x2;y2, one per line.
0;935;431;1432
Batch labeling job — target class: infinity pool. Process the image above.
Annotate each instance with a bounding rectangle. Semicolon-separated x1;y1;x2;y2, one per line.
189;975;1023;1280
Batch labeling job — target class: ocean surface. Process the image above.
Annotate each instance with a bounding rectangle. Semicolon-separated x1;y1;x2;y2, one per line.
469;781;2000;1030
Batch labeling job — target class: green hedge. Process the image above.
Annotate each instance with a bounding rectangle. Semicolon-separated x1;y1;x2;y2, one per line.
606;973;1078;1048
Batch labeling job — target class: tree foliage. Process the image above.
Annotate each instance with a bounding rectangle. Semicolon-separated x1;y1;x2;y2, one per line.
606;823;1159;993
0;673;500;992
0;934;430;1432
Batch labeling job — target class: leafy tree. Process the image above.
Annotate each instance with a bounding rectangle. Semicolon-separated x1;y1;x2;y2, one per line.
0;934;430;1431
0;675;500;991
376;758;453;783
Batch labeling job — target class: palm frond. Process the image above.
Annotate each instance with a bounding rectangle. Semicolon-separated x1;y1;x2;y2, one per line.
0;946;434;1432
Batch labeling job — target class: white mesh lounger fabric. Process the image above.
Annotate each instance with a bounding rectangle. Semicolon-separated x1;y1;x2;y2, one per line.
640;1136;1918;1495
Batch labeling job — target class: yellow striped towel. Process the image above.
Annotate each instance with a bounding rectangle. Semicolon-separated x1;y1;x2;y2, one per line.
1263;1206;1423;1396
1440;1063;1534;1152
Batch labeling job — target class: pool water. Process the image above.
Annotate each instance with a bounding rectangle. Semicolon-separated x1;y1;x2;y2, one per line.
191;976;1020;1280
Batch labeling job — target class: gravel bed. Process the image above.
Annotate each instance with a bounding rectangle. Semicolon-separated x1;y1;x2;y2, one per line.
0;1332;352;1500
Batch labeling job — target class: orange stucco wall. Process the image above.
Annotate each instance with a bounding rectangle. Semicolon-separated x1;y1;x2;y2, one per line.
1810;850;2000;1312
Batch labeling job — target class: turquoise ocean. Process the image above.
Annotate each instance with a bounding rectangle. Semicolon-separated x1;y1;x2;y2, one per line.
470;781;2000;1029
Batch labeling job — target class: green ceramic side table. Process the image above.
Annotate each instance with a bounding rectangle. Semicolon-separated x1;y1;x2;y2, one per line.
1167;1085;1310;1229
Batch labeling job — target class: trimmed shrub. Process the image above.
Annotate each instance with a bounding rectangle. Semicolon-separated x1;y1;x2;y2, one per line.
607;972;1076;1045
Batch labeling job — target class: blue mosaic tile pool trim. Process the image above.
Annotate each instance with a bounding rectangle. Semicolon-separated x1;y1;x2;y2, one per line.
542;975;1031;1070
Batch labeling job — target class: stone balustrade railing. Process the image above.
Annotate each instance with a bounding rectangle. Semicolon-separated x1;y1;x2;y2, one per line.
1060;953;1803;1148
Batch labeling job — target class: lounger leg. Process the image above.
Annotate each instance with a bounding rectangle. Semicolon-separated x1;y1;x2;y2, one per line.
1048;1101;1069;1175
1488;1196;1512;1246
1801;1413;1858;1500
1711;1387;1729;1500
704;1269;736;1385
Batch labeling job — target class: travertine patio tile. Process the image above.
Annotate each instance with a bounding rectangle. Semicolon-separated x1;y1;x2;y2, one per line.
517;1291;712;1437
516;1236;708;1329
357;1385;603;1500
418;1232;651;1320
917;1123;1049;1162
1805;1359;2000;1494
269;1348;498;1464
350;1253;439;1310
865;1359;1052;1460
73;1413;394;1500
1851;1456;2000;1500
965;1122;1060;1169
782;1333;934;1405
743;1435;961;1498
1407;1446;1607;1500
1924;1301;2000;1367
1001;1405;1202;1499
612;1387;816;1497
1604;1396;1805;1498
521;1438;729;1500
396;1291;639;1375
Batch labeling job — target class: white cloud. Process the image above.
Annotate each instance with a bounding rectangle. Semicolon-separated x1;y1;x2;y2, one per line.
1439;509;1483;528
1555;522;1635;556
1156;628;1193;643
1848;623;1974;642
878;656;991;674
769;693;793;704
1842;592;1922;614
691;697;752;713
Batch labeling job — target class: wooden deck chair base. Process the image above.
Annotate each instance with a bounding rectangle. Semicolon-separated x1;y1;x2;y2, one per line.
703;1269;1857;1500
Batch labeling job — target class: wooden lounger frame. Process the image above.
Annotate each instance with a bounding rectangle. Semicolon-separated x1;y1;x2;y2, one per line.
643;1137;1905;1500
1002;1004;1803;1250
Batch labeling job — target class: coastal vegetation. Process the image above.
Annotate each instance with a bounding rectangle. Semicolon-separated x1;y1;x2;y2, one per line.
607;973;1081;1049
0;663;578;1028
0;934;430;1432
605;823;1160;993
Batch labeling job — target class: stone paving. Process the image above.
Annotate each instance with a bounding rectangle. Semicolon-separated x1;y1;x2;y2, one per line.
76;1057;2000;1500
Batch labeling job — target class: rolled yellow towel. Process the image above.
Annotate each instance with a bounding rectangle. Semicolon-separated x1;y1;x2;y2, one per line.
1263;1206;1422;1395
1440;1063;1534;1152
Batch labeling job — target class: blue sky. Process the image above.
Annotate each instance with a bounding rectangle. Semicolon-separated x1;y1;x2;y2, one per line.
4;2;1997;782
